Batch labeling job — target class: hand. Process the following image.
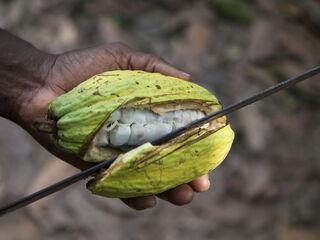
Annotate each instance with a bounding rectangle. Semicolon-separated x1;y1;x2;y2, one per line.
0;30;211;210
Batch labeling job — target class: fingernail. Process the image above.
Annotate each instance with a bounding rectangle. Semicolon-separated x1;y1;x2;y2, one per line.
180;71;191;80
202;176;210;191
146;198;157;209
205;178;211;190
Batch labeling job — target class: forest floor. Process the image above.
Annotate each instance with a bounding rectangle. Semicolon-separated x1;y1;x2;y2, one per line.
0;1;320;239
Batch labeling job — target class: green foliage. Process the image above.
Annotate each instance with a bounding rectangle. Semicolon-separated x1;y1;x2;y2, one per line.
209;0;255;25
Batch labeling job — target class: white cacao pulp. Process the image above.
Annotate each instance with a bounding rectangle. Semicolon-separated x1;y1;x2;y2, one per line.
96;108;206;148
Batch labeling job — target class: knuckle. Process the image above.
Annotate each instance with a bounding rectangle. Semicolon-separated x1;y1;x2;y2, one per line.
149;54;162;61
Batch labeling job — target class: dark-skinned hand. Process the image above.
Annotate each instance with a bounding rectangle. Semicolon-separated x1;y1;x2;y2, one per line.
0;29;210;210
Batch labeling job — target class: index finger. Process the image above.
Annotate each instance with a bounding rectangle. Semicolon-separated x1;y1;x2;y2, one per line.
127;51;191;81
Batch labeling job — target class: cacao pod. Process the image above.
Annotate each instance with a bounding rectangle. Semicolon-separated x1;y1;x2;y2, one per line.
46;70;234;198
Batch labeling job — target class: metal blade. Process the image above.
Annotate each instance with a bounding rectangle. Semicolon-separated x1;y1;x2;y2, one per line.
1;65;319;217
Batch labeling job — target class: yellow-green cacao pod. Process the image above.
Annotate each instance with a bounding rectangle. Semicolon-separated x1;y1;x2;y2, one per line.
47;70;235;198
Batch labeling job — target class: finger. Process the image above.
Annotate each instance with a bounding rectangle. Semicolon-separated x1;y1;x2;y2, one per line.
121;195;157;210
50;43;191;94
157;184;194;206
127;51;191;81
104;42;191;80
188;174;211;192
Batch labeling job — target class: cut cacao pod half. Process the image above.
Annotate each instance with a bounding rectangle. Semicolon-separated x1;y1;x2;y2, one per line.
42;70;234;198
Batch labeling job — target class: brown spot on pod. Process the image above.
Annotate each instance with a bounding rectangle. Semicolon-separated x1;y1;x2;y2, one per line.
111;93;120;97
93;90;102;96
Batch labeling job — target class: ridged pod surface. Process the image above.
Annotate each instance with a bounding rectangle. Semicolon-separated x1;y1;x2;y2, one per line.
88;125;234;198
48;70;234;198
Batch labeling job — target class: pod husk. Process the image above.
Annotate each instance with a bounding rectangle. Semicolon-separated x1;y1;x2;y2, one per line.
48;70;234;198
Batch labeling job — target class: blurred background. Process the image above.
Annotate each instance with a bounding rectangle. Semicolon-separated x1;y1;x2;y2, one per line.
0;0;320;239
